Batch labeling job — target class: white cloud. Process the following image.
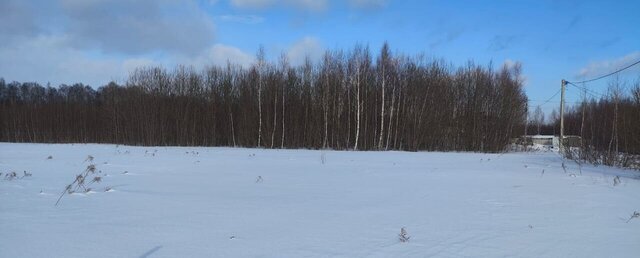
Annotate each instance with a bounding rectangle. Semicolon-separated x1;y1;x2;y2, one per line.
503;59;517;70
0;0;333;88
287;37;324;66
349;0;388;9
60;0;215;55
577;51;640;80
182;44;255;69
230;0;328;11
122;58;159;73
206;44;256;67
502;59;528;86
0;33;257;87
0;0;227;87
0;35;143;87
0;0;39;45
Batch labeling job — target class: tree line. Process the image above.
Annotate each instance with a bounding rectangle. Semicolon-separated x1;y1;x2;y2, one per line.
0;43;528;152
556;78;640;166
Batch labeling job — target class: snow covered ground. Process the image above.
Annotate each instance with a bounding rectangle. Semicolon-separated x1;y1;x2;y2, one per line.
1;143;639;257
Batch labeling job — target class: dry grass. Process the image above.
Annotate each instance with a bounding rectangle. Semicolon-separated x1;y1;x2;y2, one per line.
398;227;410;242
627;211;640;223
55;155;107;206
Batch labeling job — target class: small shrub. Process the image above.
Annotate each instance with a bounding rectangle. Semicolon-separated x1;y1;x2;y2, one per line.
255;176;263;183
145;150;158;157
116;150;131;155
398;227;410;243
47;155;53;160
55;158;103;206
22;171;32;178
627;211;639;223
613;176;621;186
4;171;17;181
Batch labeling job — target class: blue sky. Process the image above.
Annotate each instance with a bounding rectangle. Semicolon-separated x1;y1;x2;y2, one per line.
1;0;639;116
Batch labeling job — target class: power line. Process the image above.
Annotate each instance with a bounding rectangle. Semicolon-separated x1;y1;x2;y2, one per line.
532;88;561;108
568;59;640;84
528;99;582;104
576;89;602;100
566;81;606;98
557;57;640;151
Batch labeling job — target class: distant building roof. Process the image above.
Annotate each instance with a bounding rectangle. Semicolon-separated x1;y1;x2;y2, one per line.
528;135;555;139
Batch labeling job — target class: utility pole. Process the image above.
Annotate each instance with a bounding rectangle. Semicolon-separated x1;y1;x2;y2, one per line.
559;79;566;152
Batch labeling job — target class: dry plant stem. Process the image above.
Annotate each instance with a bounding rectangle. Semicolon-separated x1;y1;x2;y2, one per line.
398;227;410;242
627;211;639;223
56;159;99;206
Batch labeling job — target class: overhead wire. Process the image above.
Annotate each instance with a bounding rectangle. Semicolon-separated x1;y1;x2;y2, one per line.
566;81;606;98
567;59;640;84
531;88;561;108
531;58;640;111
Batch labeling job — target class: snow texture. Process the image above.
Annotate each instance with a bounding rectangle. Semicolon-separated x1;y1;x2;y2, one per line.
1;143;639;257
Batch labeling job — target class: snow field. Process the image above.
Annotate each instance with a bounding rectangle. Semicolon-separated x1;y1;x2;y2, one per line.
1;143;639;257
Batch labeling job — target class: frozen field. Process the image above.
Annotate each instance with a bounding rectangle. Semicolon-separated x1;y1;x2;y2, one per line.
1;143;639;257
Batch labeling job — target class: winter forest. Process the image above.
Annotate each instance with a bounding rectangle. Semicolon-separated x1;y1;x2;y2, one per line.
0;44;529;152
2;43;640;161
